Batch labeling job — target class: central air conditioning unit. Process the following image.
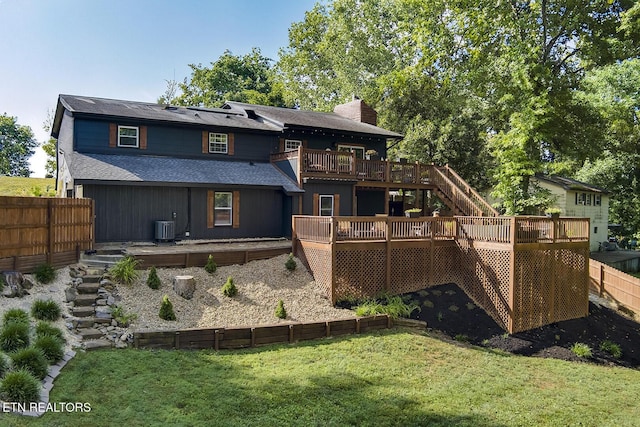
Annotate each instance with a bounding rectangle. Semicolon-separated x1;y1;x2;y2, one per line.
155;221;175;242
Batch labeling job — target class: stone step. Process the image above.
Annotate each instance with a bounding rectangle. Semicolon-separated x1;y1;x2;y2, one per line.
77;283;100;294
78;328;103;340
72;306;95;318
84;339;113;351
76;317;112;328
74;294;97;307
82;275;102;284
80;254;125;269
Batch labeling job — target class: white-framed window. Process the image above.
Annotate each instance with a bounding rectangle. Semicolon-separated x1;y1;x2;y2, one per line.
118;126;139;147
576;193;586;205
594;194;602;206
285;139;302;152
337;144;365;159
319;195;334;216
585;194;592;206
214;192;233;226
209;133;228;154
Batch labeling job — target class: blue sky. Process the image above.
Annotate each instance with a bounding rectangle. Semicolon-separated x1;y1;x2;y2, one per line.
0;0;318;177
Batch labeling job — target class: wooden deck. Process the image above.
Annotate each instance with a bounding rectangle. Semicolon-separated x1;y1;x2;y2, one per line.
293;216;590;333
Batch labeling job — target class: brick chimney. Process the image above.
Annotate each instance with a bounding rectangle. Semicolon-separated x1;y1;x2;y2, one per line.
333;98;377;126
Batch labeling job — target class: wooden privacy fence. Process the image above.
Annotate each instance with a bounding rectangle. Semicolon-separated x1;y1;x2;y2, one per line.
0;197;94;272
589;258;640;317
293;216;590;334
134;315;391;350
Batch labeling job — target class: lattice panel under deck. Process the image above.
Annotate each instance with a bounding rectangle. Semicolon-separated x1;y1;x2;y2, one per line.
390;246;431;295
299;242;333;301
431;243;461;286
334;248;386;300
553;248;589;323
512;250;555;332
457;245;512;331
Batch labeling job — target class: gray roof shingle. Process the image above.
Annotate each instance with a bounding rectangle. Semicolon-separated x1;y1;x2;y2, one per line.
535;174;608;194
68;153;303;194
224;101;403;138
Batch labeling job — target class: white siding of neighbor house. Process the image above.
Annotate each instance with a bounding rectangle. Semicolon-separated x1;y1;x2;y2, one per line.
536;180;609;252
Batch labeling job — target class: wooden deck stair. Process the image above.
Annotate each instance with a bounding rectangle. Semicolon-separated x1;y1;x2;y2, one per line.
430;166;499;217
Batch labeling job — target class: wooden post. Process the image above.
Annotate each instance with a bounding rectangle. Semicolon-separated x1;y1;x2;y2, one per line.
214;329;220;350
508;216;517;333
175;331;180;349
325;321;331;337
385;217;391;292
47;198;54;265
600;263;605;297
292;216;298;257
251;328;256;347
289;324;295;342
330;218;337;304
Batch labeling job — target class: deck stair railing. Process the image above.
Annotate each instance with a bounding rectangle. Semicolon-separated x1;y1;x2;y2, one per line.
437;166;499;217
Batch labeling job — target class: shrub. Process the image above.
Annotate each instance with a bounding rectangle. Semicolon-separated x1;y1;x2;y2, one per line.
33;335;64;364
34;263;56;284
600;340;622;359
0;321;30;352
111;306;138;327
275;300;287;319
285;253;297;272
109;256;140;286
146;266;161;290
454;334;469;342
0;353;9;377
571;342;593;359
221;276;237;297
31;299;61;321
2;308;30;325
11;347;49;380
204;255;217;274
35;322;65;343
0;369;41;403
159;295;176;321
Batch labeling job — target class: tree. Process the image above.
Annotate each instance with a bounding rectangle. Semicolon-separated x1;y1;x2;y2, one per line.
42;110;57;178
170;48;288;108
0;114;37;177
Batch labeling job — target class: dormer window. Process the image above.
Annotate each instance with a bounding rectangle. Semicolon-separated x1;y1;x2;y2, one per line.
118;126;139;147
209;133;228;154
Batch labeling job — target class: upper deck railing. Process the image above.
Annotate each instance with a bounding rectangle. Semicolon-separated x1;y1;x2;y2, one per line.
293;216;589;245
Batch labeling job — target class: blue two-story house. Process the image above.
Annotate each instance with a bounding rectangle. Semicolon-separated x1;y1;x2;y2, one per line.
52;95;409;242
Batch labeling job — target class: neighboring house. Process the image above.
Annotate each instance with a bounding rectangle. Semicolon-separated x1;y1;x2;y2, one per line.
51;95;407;242
533;174;609;252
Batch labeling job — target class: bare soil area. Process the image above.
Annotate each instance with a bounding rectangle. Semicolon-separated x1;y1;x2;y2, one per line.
403;283;640;369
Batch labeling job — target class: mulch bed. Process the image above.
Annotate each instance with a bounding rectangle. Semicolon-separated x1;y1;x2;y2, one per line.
401;284;640;369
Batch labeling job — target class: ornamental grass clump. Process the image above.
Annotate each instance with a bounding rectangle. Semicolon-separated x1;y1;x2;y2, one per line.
0;321;30;353
600;340;622;359
0;369;41;404
3;308;30;325
109;256;140;286
11;347;49;380
35;321;65;343
146;266;161;290
204;255;217;274
285;254;296;272
275;300;287;319
221;276;237;297
33;335;64;364
0;353;9;377
31;299;61;321
571;342;593;359
34;263;56;284
159;295;176;321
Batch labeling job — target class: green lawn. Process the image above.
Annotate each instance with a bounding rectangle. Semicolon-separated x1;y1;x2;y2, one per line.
6;329;640;427
0;176;56;197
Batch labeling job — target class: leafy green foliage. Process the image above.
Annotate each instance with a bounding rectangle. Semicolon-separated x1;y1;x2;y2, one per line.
285;254;297;272
221;276;237;298
35;321;65;342
0;352;8;377
204;255;217;274
146;266;161;290
274;300;287;319
159;295;176;321
0;369;41;403
111;306;138;327
11;347;49;380
2;308;30;325
354;294;420;319
0;321;30;352
0;113;38;177
109;256;140;286
33;335;64;363
571;343;593;359
34;263;56;284
600;340;622;359
31;299;61;321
